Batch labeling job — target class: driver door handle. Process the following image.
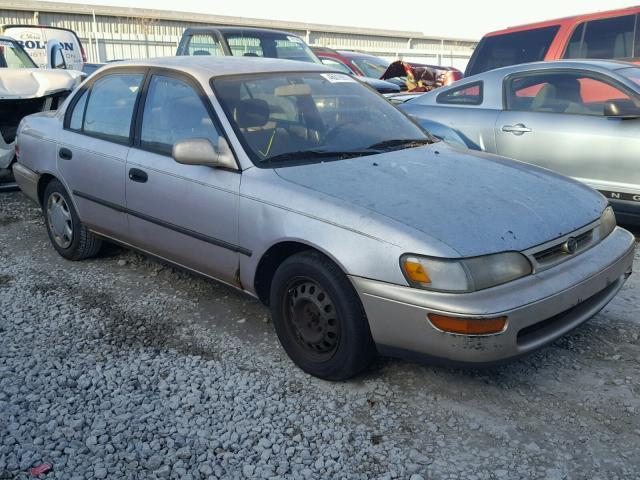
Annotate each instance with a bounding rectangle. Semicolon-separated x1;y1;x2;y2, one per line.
501;123;532;135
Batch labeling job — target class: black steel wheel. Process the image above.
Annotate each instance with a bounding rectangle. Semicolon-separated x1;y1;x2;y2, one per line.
270;250;376;380
283;277;341;361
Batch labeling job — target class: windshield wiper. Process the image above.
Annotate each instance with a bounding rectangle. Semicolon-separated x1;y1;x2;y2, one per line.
366;138;433;151
263;149;378;163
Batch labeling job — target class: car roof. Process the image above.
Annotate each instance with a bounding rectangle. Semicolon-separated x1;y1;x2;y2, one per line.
472;59;639;79
99;55;332;79
484;5;640;36
183;26;301;37
311;47;339;54
337;50;381;60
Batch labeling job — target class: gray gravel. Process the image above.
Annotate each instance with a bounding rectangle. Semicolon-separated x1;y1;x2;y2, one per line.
1;191;640;479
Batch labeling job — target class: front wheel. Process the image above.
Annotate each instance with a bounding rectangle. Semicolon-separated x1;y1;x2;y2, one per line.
43;179;102;260
270;251;376;380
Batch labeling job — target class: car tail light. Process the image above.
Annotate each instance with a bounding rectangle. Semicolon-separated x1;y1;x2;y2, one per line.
427;313;507;335
441;71;463;86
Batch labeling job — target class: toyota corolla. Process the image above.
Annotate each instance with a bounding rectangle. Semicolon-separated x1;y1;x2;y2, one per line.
14;57;635;379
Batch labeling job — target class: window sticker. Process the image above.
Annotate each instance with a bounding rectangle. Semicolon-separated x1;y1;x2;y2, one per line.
321;73;356;83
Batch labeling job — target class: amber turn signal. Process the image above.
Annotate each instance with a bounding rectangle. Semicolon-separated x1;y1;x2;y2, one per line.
403;259;431;284
427;314;507;335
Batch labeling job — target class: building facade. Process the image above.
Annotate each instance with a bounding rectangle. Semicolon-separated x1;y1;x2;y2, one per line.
0;0;477;70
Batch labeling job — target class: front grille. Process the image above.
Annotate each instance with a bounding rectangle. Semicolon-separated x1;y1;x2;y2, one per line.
533;229;593;266
523;219;602;273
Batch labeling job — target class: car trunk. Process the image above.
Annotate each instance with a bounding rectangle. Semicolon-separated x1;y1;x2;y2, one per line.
0;94;65;144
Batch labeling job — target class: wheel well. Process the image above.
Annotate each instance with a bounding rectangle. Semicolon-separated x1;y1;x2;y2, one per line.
254;241;318;305
37;174;56;206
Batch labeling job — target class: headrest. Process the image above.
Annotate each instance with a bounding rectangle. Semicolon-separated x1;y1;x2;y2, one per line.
234;99;270;128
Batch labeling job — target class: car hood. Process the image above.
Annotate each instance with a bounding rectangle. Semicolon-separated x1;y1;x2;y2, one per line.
274;144;606;257
0;69;84;100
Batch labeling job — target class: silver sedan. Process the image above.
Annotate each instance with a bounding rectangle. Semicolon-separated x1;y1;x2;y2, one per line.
14;57;635;379
400;60;640;225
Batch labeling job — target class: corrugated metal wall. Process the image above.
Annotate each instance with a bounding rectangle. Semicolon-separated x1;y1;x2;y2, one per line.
0;2;476;70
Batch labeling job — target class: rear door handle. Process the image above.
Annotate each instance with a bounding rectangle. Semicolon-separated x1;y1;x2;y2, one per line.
501;123;532;135
128;168;148;183
58;147;73;160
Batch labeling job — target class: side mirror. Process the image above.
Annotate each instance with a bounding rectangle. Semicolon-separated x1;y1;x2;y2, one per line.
172;137;237;170
47;40;67;70
604;99;640;119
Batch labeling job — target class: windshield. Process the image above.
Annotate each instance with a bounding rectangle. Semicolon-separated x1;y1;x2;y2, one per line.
224;33;320;63
0;39;37;68
617;66;640;87
212;72;430;165
348;55;390;78
465;26;559;76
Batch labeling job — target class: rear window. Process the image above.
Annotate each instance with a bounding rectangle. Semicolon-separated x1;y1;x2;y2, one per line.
349;56;390;78
465;26;559;76
186;34;223;56
564;14;637;60
224;33;319;63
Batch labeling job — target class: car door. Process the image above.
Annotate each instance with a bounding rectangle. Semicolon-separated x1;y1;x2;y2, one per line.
495;69;640;200
125;71;242;285
57;70;145;239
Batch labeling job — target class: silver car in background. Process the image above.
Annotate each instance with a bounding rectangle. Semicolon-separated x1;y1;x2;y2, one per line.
14;57;635;379
400;60;640;224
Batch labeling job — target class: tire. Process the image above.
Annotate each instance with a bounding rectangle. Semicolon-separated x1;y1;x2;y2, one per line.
43;179;102;260
270;250;377;380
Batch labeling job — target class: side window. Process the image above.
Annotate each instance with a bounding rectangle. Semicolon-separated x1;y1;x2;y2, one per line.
187;34;223;56
506;71;634;115
140;75;221;156
69;90;88;131
565;15;636;59
83;74;143;143
319;58;354;75
436;82;483;105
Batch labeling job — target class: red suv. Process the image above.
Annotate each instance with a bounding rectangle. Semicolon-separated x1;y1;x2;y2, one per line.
466;6;640;77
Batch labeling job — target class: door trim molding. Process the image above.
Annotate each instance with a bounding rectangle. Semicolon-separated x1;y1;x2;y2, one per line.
73;190;252;256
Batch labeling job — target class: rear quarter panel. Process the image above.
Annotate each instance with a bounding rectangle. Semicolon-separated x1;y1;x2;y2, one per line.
17;113;59;183
402;103;498;152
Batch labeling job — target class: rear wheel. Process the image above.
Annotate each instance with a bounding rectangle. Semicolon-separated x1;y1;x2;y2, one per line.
270;250;376;380
43;179;102;260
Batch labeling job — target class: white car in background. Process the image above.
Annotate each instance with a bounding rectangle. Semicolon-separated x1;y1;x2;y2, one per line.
0;36;83;179
1;25;85;71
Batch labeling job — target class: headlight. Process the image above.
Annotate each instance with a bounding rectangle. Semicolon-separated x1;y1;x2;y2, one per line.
400;252;532;293
599;206;616;239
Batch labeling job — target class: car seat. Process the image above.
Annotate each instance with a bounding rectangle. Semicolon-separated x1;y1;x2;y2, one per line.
530;78;584;113
233;98;297;158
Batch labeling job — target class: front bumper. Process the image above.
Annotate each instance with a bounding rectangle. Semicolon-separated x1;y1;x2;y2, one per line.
351;227;635;364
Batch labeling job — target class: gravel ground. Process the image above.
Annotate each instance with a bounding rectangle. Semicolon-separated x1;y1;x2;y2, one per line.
1;191;639;480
